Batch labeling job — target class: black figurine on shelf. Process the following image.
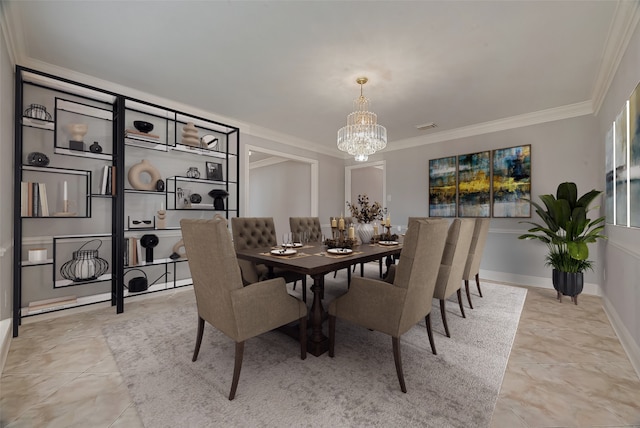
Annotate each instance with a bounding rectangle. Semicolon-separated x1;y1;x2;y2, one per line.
208;189;229;210
89;141;103;153
140;234;159;263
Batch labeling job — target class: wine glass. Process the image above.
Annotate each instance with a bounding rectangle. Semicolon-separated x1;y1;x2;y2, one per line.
282;232;291;249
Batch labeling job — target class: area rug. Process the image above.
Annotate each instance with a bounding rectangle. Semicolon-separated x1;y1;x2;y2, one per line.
103;277;526;428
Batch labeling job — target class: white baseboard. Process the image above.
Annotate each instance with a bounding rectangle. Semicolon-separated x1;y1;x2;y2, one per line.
0;318;11;374
602;295;640;380
479;269;601;296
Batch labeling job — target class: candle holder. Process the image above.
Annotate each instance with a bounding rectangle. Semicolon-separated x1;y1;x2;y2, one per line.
325;226;357;249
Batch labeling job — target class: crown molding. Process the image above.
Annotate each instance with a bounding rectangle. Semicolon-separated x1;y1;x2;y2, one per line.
0;1;22;66
248;156;289;170
592;0;640;115
387;100;593;152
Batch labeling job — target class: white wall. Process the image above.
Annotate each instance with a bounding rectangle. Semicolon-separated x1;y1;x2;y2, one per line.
241;133;345;231
596;21;640;373
249;160;311;240
1;15;15;366
378;114;602;287
350;166;383;207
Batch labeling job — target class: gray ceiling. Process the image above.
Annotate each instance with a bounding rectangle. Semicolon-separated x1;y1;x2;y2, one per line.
2;1;636;158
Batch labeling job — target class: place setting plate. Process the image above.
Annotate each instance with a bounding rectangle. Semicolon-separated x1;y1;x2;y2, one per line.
283;242;303;248
327;248;353;255
270;249;298;256
378;241;399;246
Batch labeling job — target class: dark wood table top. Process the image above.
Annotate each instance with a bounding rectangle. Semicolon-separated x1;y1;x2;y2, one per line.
235;241;402;277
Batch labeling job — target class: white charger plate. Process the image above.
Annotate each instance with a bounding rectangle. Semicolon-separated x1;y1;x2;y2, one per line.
379;241;399;246
327;248;353;255
271;249;297;256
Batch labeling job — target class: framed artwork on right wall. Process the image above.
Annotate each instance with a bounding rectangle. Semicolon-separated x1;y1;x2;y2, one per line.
492;144;531;218
428;156;457;217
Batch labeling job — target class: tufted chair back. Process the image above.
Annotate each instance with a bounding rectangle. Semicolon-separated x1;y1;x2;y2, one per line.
289;217;323;242
230;217;306;291
231;217;278;284
231;217;278;250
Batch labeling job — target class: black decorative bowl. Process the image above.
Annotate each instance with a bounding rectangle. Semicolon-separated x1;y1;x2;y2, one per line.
133;120;154;133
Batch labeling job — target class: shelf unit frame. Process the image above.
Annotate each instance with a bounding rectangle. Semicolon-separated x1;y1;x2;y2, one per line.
13;66;240;336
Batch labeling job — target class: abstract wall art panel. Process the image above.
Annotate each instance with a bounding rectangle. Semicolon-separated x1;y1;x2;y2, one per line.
630;82;640;227
605;124;614;224
429;156;457;217
615;105;628;226
492;144;531;218
457;151;490;217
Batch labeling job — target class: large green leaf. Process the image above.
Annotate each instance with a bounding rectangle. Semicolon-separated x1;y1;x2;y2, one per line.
557;182;577;209
576;189;602;209
555;199;571;230
529;198;558;231
572;206;588;236
567;241;589;260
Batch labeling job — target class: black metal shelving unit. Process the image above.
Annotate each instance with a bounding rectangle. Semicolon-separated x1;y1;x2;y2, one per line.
12;66;240;336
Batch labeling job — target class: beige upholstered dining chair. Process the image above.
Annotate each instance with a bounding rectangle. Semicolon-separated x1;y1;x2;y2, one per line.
462;218;491;309
181;216;307;400
231;217;308;301
328;218;449;393
289;217;323;243
433;218;475;337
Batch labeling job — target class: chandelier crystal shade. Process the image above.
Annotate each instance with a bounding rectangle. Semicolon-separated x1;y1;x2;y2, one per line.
337;77;387;162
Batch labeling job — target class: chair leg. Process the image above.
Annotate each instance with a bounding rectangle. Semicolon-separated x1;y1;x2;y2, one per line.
440;299;450;338
392;336;407;393
229;341;244;400
192;316;205;362
457;289;466;319
328;315;336;357
475;273;483;297
465;279;474;309
379;258;383;278
299;315;307;360
425;313;437;355
293;280;297;290
302;276;307;303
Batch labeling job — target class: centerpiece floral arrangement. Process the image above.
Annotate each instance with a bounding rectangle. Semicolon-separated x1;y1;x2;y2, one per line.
346;194;385;223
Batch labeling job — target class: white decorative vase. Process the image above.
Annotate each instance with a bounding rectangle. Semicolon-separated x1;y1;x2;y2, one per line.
356;223;375;245
181;122;200;147
128;159;162;191
66;123;88;141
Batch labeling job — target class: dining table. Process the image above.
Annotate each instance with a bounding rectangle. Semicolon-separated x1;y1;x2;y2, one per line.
235;241;403;356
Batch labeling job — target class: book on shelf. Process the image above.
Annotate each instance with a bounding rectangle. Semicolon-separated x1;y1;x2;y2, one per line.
21;182;29;216
100;165;109;195
28;295;77;312
32;182;40;217
38;182;49;216
105;166;112;195
125;128;160;139
111;166;116;196
127;237;139;266
125;133;160;144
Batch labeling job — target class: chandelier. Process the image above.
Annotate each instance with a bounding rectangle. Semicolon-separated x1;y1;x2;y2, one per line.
337;77;387;162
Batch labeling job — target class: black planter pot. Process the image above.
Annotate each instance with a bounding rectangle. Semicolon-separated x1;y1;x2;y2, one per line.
552;269;584;304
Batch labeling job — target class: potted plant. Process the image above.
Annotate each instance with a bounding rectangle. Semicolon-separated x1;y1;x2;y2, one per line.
346;194;385;244
518;182;606;304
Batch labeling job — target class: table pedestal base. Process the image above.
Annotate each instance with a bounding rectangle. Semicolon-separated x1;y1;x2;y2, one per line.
307;273;329;356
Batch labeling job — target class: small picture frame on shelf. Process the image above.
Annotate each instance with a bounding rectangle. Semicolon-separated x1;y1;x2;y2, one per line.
206;161;223;181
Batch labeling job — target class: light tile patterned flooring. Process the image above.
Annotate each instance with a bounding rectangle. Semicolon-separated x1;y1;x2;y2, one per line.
1;278;639;427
